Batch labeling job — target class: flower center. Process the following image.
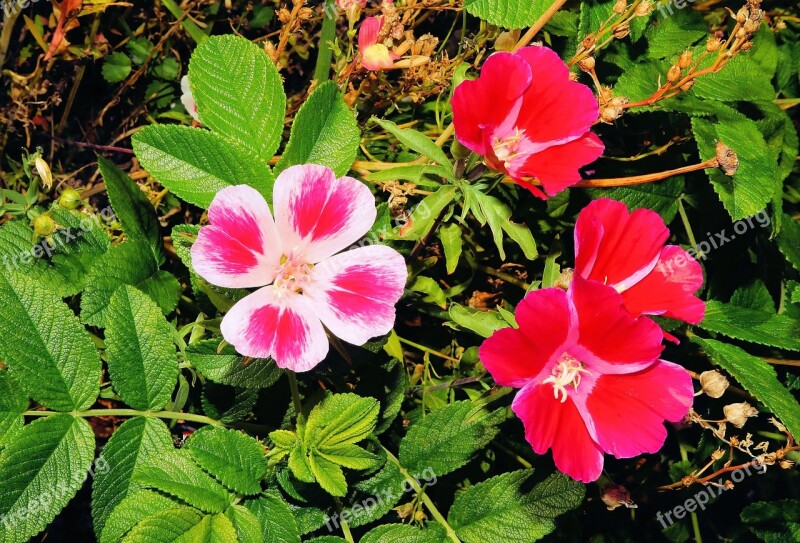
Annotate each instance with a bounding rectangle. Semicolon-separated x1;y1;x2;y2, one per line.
492;128;526;169
542;353;590;403
273;254;313;294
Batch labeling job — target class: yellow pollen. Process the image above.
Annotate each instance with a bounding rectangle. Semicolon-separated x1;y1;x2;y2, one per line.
274;255;313;293
492;128;525;169
542;354;590;403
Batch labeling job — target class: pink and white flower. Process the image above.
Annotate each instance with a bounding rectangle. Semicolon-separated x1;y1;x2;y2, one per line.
479;276;694;482
180;75;199;122
358;16;399;71
191;165;408;372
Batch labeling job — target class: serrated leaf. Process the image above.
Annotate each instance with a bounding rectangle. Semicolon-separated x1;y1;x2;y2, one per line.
122;508;237;543
225;504;263;543
352;357;407;435
741;500;800;543
308;453;347;497
399;401;501;476
692;55;775;102
189;34;286;160
276;81;360;177
0;371;26;447
245;492;301;543
93;418;175;538
185;426;267;495
692;337;800;439
305;393;380;449
106;286;178;410
48;206;112;293
317;444;381;471
133;125;275;209
361;524;448;543
133;450;232;513
0;415;95;543
288;443;315;483
80;241;181;327
448;471;585;543
100;490;179;543
448;304;508;338
0;271;101;411
373;118;451;167
201;383;258;423
588;177;685;223
644;9;707;59
350;461;405;527
439;222;463;274
186;340;281;389
777;211;800;272
464;0;556;30
699;300;800;351
98;155;163;262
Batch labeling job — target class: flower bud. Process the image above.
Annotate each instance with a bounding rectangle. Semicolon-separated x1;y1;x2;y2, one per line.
699;370;729;398
601;484;637;511
715;141;739;176
34;157;53;189
706;37;722;52
667;65;681;83
736;7;748;24
58;188;83;210
635;0;652;16
32;214;56;238
579;56;596;72
678;50;693;69
711;448;725;461
613;0;627;14
613;22;630;39
413;510;427;522
723;402;758;428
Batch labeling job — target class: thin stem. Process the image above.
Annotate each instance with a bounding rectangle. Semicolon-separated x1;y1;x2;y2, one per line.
382;447;462;543
677;198;701;256
513;0;569;51
761;358;800;368
23;409;224;427
398;336;460;364
478;265;531;291
287;370;303;415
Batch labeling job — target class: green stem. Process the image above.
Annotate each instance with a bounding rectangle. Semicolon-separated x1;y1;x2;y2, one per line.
23;409;224;427
677;198;701;257
679;442;703;543
287;370;303;416
160;0;207;44
397;336;460;363
314;0;337;82
382;447;462;543
0;8;20;68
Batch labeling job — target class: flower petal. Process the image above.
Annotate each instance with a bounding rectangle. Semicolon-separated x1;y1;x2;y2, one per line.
569;276;664;374
513;384;604;483
574;198;669;288
358;16;382;50
621;245;706;323
191;185;281;289
305;245;407;345
273;165;377;263
587;360;693;458
514;132;604;197
452;52;532;155
220;286;329;372
180;75;199;122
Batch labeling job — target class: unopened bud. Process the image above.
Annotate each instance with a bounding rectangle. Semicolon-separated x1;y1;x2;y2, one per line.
715;141;739;176
613;22;630;39
736;7;749;24
700;370;729;398
579;56;596;72
723;402;758;428
711;448;726;461
58;188;83;210
667;65;682;83
34;157;53;189
600;484;637;511
613;0;627;14
678;50;693;69
413;510;427;522
32;214;56;237
707;37;722;52
635;0;652;16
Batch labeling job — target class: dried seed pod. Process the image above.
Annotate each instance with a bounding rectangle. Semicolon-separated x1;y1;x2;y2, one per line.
579;56;596;72
707;37;723;52
715;141;739;176
700;370;729;398
635;0;652;16
680;80;695;92
613;0;627;14
678;50;693;69
601;484;637;511
613;22;631;39
667;65;682;83
736;6;749;23
723;402;758;428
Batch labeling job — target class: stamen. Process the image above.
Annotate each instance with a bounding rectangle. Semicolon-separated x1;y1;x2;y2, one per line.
492;128;526;169
542;353;590;403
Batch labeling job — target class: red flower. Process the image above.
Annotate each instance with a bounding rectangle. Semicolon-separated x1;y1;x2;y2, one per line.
451;46;604;199
575;199;705;327
358;17;399;71
479;277;693;482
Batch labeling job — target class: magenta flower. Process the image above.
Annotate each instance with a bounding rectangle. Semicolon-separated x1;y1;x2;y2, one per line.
451;46;604;199
358;16;398;71
479;277;693;482
575;199;705;326
191;165;408;372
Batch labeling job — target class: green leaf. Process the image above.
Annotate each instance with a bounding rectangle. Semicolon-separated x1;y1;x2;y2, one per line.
777;211;800;272
464;186;537;260
98;156;163;262
366;164;451;187
276;81;360;177
464;0;557;30
588;177;685;223
691;337;800;440
201;383;258;424
80;241;182;327
691;104;780;220
399;401;501;476
361;524;448;543
133;450;233;513
410;276;447;308
189;35;286;160
699;300;800;351
122;508;238;543
127;37;153;65
106;286;178;410
224;505;263;543
245;492;301;543
741;500;800;543
305;393;380;449
373;118;452;167
100;490;180;543
48;206;113;293
395;185;457;241
0;371;26;448
448;471;585;543
186;340;282;389
133;125;275;209
0;271;101;411
92;417;175;538
448;304;508;338
0;415;95;543
185;426;267;495
103;52;132;83
692;56;775;102
308;453;348;497
644;9;707;59
439;223;463;275
317;443;381;471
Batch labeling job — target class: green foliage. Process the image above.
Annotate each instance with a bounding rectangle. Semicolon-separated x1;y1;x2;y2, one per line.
245;492;302;543
464;0;556;30
373;119;452;167
741;500;800;543
185;426;267;495
699;300;800;351
103;52;132;83
186;340;282;389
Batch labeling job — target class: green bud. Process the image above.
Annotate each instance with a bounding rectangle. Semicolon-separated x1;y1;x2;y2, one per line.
32;214;57;237
58;188;83;210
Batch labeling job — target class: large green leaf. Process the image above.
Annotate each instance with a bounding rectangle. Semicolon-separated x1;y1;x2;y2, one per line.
189;34;286;161
372;118;451;167
121;507;238;543
692;337;800;440
133;125;275;209
464;0;557;30
699;300;800;351
186;340;282;389
100;490;179;543
245;492;301;543
105;286;178;410
92;417;175;538
360;524;448;543
225;505;263;543
98;155;163;262
0;272;101;411
692;55;775;102
0;415;95;543
0;371;26;448
399;401;502;476
185;426;267;495
741;500;800;543
80;241;181;328
275;81;360;177
644;9;707;59
448;471;585;543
